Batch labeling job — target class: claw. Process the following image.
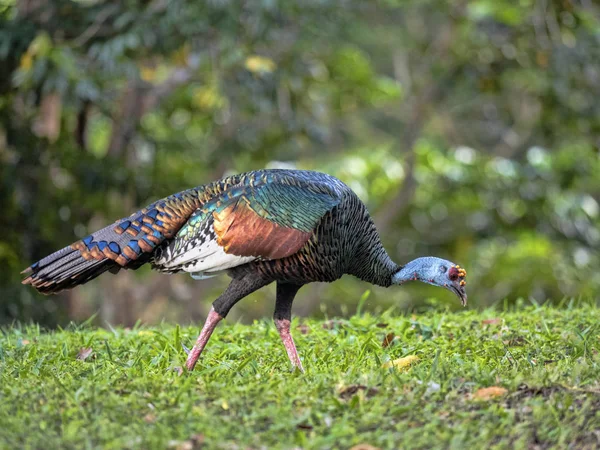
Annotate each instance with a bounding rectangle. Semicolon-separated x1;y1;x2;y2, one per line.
182;342;191;355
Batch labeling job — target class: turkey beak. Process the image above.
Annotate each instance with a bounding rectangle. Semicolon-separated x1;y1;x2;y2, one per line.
448;266;467;306
450;282;467;307
457;286;468;307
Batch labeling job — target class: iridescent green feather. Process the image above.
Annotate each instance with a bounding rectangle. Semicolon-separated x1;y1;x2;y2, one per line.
174;171;341;250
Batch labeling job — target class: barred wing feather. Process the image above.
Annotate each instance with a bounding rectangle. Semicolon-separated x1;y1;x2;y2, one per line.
153;178;341;276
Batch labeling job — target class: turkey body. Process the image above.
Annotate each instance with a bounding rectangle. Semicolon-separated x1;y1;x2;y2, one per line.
22;169;466;372
153;170;398;288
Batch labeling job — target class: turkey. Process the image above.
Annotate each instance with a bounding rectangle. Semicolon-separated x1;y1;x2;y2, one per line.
22;169;467;372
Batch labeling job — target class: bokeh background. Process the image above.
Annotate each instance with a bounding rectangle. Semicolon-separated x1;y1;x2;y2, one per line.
1;0;599;327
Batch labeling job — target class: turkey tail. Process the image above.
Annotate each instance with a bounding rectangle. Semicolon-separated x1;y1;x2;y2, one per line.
21;223;126;294
22;188;204;294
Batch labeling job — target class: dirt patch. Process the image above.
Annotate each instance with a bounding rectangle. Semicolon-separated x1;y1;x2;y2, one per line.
506;384;564;404
507;384;600;405
339;385;379;400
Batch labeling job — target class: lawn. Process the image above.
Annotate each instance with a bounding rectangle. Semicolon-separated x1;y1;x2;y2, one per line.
1;302;599;449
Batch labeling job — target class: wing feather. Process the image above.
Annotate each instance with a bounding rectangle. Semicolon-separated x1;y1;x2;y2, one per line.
153;173;341;274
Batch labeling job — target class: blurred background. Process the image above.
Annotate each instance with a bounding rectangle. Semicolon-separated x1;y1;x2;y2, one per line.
1;0;599;327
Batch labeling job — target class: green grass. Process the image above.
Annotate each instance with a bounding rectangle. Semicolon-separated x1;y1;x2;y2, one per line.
1;303;600;450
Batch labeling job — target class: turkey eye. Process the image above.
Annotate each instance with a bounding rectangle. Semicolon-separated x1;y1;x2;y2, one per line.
448;267;459;281
439;266;447;273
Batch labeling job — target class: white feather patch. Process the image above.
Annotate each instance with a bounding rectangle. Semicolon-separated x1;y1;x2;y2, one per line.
183;245;255;273
157;233;255;273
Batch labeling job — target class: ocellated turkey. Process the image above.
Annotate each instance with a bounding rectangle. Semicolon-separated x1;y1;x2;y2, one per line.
22;169;467;372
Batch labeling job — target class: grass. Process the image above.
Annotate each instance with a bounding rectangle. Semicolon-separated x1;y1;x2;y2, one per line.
1;302;600;450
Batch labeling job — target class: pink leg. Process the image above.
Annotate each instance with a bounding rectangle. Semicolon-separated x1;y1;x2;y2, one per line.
185;307;223;371
275;318;304;372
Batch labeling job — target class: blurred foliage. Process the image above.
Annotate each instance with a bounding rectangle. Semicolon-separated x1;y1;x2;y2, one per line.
0;0;598;326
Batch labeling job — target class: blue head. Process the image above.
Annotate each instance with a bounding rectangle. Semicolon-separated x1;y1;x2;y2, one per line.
392;257;468;306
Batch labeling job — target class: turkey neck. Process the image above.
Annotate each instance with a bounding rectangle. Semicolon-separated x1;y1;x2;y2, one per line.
346;216;400;287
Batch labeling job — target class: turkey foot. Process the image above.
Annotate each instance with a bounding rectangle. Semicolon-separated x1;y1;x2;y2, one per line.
275;318;304;372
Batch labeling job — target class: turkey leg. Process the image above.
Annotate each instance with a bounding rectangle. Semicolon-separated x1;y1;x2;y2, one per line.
185;274;270;371
274;283;304;372
185;307;223;370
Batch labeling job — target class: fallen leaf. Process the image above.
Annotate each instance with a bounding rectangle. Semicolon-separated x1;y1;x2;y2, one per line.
382;332;395;348
383;355;420;371
77;347;93;361
482;318;502;326
296;324;311;335
338;385;379;400
144;413;156;423
473;386;508;400
350;445;380;450
137;330;154;336
21;339;30;345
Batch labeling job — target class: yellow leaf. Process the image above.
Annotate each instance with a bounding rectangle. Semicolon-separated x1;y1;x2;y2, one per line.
192;86;225;110
20;52;33;71
244;55;276;74
171;43;190;66
137;330;153;336
383;355;420;371
221;401;229;410
20;32;52;71
473;386;508;400
30;32;52;56
140;66;157;83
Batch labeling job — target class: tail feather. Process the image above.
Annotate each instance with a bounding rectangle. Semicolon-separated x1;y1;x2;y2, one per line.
22;240;115;294
36;251;84;278
22;187;204;294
